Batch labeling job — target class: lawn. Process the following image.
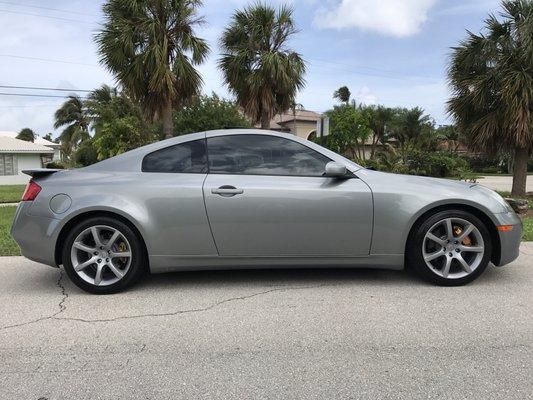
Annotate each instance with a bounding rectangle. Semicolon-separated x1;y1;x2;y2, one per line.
0;206;19;256
496;191;533;209
523;217;533;242
0;184;25;203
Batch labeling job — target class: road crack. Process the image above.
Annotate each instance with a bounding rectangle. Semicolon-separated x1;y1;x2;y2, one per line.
0;270;68;332
53;283;329;324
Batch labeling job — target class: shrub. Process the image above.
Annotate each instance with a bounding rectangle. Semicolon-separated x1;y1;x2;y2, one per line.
405;150;469;177
45;161;66;169
465;154;506;173
367;148;470;178
74;140;98;167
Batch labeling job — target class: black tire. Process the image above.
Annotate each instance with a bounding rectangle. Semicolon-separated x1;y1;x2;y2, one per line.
407;209;492;286
62;216;146;294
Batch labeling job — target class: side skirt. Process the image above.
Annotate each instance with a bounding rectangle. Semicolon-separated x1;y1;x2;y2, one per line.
148;254;404;274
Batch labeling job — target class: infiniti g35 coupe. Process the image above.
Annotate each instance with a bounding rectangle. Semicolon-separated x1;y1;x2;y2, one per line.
11;129;522;294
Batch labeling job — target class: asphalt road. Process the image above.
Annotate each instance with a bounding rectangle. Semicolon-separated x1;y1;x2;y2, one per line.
0;245;532;400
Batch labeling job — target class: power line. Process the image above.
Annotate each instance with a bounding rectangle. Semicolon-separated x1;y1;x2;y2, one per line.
308;57;437;81
0;104;62;109
0;9;98;25
0;85;92;93
0;92;87;99
0;1;98;17
0;54;99;67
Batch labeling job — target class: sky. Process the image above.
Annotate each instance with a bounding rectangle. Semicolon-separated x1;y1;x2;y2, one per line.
0;0;502;139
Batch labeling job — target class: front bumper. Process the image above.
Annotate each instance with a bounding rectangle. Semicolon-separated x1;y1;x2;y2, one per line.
10;202;60;267
493;211;523;266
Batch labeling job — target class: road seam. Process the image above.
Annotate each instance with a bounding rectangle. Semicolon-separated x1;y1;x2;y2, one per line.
0;270;68;331
0;279;328;331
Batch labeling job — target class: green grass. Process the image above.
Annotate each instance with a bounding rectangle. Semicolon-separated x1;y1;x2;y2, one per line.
0;185;25;203
496;191;533;209
477;173;533;177
523;217;533;242
0;206;20;256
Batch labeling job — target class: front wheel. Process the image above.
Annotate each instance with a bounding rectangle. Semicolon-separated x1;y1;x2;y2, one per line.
62;216;146;294
407;210;492;286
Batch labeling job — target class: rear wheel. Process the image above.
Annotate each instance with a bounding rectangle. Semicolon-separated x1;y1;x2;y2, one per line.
62;216;146;294
407;210;492;286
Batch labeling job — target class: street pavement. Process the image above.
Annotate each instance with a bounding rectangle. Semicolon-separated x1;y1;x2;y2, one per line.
0;245;531;400
478;175;532;192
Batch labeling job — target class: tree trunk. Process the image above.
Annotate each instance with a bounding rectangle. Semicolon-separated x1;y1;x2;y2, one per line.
370;134;377;159
162;99;173;139
507;155;513;174
260;108;270;130
511;146;528;197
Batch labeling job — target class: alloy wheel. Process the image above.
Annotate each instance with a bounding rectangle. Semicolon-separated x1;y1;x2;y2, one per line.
70;225;132;286
422;217;485;279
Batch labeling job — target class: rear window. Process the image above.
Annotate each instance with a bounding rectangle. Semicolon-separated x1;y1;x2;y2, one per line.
142;139;207;173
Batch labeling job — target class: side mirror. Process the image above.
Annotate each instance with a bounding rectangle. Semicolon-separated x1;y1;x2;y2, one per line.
324;161;349;178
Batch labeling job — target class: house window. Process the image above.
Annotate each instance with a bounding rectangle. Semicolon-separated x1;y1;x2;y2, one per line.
0;154;18;176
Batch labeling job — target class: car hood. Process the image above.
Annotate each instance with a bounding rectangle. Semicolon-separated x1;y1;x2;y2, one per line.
356;169;513;214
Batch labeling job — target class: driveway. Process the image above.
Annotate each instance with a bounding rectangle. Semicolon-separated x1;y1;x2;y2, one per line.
478;175;532;192
1;245;532;400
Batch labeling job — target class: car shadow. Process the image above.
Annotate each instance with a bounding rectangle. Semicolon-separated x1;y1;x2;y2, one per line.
137;267;411;290
130;262;515;292
12;260;521;296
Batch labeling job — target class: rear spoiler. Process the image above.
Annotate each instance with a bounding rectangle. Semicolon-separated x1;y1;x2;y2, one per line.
22;168;63;178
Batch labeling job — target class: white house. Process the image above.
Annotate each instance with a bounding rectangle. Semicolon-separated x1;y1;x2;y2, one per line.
0;135;55;184
0;131;62;162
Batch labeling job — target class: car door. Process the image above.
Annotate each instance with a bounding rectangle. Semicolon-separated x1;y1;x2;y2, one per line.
202;133;373;257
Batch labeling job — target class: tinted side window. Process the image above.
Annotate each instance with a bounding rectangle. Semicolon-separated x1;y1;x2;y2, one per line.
142;139;207;173
207;135;331;176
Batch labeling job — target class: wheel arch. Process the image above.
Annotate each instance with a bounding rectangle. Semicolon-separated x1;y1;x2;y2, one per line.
55;209;149;268
405;203;501;265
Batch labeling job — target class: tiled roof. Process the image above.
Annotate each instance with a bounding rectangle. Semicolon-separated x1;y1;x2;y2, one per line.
0;131;60;147
275;110;322;124
256;110;323;130
0;136;54;153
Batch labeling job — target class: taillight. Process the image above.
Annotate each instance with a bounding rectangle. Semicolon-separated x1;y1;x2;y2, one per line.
21;181;41;201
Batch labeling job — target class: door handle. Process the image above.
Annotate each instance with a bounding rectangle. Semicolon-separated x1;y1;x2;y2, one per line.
211;185;244;197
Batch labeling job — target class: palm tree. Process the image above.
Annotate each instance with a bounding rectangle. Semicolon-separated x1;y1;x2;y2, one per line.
16;128;35;142
85;85;141;132
219;3;306;129
364;105;394;158
391;107;435;157
333;86;351;104
54;95;90;159
290;101;304;134
95;0;209;139
447;0;533;196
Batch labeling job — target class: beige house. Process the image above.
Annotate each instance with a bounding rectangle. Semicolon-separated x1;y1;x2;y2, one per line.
261;109;385;160
260;109;322;140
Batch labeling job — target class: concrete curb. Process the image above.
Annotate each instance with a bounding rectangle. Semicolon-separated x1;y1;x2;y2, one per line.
0;202;19;207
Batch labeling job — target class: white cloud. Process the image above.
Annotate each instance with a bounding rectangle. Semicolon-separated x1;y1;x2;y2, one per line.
314;0;439;37
354;86;377;105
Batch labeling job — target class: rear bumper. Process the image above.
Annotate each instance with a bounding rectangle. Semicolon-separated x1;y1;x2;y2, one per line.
10;202;60;267
493;211;523;266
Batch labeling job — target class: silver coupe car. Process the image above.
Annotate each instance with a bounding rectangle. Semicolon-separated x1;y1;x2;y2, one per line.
11;129;522;294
